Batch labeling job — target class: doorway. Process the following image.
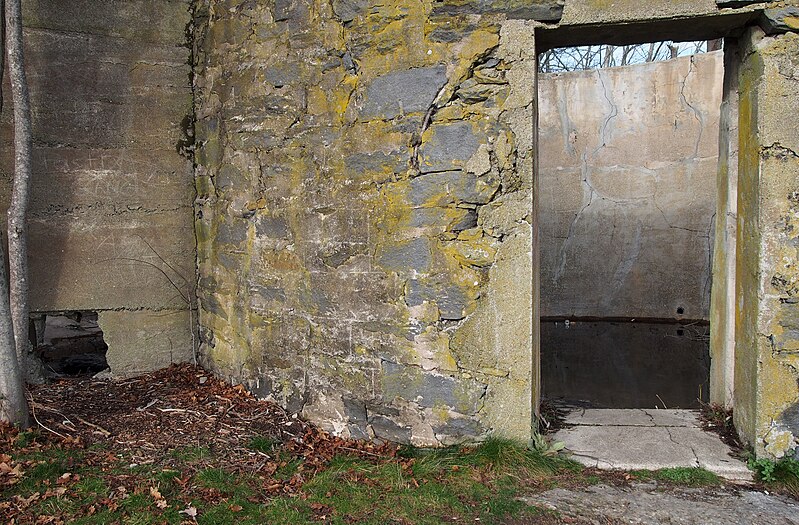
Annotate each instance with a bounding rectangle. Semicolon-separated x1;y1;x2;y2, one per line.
536;42;724;410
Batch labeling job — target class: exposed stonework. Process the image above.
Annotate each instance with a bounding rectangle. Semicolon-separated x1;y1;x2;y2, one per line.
193;0;539;445
0;0;196;376
191;0;799;455
734;27;799;458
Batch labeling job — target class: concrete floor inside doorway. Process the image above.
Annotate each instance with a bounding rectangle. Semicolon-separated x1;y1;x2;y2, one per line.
553;408;751;481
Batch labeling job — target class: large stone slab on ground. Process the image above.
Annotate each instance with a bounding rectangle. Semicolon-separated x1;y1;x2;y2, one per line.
555;409;751;480
524;483;799;525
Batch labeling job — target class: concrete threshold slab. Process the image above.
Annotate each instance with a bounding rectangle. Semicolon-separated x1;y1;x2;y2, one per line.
554;409;751;481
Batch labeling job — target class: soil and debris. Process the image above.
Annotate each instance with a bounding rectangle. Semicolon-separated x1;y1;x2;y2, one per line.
1;365;797;525
1;364;398;523
21;364;393;474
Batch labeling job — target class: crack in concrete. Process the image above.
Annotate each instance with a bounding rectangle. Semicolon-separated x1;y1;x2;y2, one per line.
641;408;657;425
553;152;594;284
678;56;704;160
665;425;701;467
594;69;618;154
762;142;799;160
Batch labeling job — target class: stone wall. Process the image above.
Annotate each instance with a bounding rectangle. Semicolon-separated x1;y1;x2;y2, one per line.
4;0;790;456
734;27;799;459
0;0;196;377
538;52;723;321
192;0;799;455
193;0;543;445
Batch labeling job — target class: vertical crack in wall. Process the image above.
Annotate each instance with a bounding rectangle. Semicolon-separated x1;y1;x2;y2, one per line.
553;152;595;283
594;68;618;154
679;56;704;159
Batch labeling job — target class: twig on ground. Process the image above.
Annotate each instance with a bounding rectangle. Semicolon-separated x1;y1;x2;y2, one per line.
76;417;111;437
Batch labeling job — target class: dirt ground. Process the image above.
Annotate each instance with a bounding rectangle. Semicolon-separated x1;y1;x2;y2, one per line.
1;364;797;524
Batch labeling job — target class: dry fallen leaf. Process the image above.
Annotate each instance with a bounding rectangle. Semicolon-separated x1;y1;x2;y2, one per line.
179;506;198;517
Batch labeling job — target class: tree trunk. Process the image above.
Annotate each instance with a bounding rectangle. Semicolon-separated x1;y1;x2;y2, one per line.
0;0;28;427
5;0;33;376
0;230;28;426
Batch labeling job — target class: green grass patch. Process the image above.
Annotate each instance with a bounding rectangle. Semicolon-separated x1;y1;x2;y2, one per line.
169;445;211;462
248;435;280;453
632;467;720;486
9;431;743;525
749;457;799;497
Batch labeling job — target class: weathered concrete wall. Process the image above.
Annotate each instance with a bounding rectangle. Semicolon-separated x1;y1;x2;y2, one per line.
734;27;799;459
193;0;541;445
710;41;740;409
0;0;196;377
539;53;723;320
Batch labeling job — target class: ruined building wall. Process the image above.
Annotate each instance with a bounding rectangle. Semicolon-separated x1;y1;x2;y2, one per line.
0;0;196;376
539;52;723;321
734;27;799;459
193;0;544;445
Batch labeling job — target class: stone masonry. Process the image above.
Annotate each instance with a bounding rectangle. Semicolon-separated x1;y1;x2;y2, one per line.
190;0;799;455
2;0;798;458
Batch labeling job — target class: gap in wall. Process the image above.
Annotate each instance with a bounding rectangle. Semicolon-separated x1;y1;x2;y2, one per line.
537;41;723;409
33;312;109;377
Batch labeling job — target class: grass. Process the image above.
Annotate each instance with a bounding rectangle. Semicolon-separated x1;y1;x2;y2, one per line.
631;467;721;486
2;435;578;524
749;456;799;498
4;432;774;525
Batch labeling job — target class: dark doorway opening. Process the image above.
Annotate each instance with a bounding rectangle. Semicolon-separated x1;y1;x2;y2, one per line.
537;42;721;409
33;312;109;376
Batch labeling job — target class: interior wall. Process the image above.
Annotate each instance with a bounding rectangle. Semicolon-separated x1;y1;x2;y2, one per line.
537;52;722;408
538;52;723;321
0;0;196;377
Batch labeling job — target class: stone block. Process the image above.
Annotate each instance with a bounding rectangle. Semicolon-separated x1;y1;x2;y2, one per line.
432;416;482;445
409;171;499;206
255;216;290;239
408;207;476;232
332;0;370;22
368;414;412;442
381;361;485;415
361;66;448;120
217;221;248;246
100;309;194;378
406;278;472;320
419;122;481;173
376;237;433;273
760;8;799;35
431;0;564;21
